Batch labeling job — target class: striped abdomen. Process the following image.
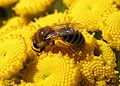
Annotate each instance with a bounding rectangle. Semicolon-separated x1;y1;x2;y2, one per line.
57;28;85;45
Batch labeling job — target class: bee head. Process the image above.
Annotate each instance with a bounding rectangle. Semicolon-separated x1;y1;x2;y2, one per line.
32;26;54;53
32;39;47;52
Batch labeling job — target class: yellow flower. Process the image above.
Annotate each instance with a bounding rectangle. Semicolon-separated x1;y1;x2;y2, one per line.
79;29;98;59
79;57;117;85
94;40;116;68
69;0;119;31
3;16;28;26
1;28;35;57
23;52;81;86
31;12;69;28
100;11;120;50
13;0;55;16
0;0;18;7
0;38;27;80
0;16;28;40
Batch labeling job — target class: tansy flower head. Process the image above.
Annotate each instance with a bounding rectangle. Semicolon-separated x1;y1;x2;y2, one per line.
0;16;28;40
1;28;35;57
31;12;70;29
13;0;55;17
3;16;28;26
69;0;119;31
100;11;120;50
93;40;116;68
79;57;117;85
0;38;27;80
23;52;81;86
80;29;98;56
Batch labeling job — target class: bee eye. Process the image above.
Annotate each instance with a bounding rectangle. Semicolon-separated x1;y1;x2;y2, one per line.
33;42;39;48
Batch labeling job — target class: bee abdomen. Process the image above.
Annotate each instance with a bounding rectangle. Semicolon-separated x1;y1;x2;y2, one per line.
63;31;85;45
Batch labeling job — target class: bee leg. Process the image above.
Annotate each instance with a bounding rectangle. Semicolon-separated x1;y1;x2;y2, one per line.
49;41;55;52
69;47;78;57
69;46;83;61
51;42;54;52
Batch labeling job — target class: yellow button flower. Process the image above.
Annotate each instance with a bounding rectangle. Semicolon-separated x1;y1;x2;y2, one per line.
93;40;116;68
69;0;119;31
100;11;120;50
0;38;27;80
23;52;81;86
13;0;55;16
0;16;28;40
31;12;68;28
79;58;117;85
1;28;34;57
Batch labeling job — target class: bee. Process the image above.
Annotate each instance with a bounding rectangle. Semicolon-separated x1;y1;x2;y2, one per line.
32;25;85;54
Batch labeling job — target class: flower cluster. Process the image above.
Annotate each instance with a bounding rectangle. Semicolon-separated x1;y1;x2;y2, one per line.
13;0;55;16
0;0;119;86
23;52;81;86
0;38;26;80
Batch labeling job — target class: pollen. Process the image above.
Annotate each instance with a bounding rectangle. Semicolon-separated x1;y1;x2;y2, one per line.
95;80;108;86
0;38;27;80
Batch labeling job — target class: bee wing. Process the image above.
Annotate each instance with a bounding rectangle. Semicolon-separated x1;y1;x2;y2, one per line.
56;28;75;36
45;32;58;40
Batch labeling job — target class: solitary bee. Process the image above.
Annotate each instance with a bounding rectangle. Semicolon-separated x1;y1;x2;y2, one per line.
32;25;85;54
